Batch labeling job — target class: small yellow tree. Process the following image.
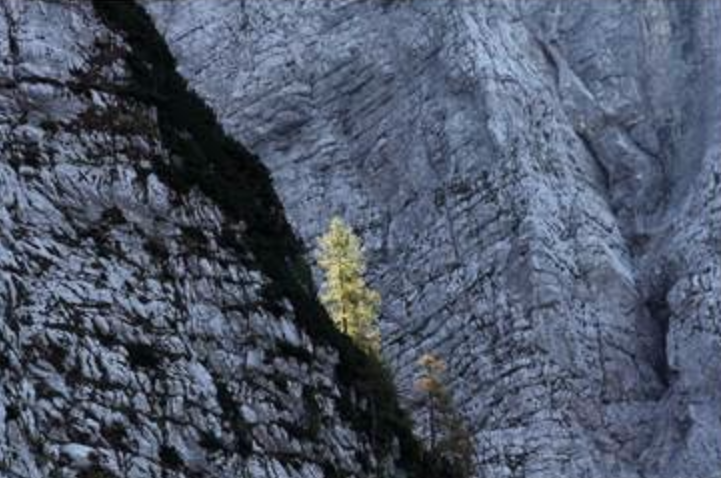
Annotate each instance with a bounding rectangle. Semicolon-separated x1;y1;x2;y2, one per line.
317;216;381;355
415;353;475;477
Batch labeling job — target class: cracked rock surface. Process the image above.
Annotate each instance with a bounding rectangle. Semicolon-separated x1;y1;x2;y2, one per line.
0;2;419;477
149;1;721;477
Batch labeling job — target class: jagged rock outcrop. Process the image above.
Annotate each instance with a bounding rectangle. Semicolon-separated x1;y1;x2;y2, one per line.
148;1;721;477
0;2;428;477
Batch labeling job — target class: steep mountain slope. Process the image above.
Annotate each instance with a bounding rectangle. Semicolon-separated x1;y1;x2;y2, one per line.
0;2;429;477
148;1;721;477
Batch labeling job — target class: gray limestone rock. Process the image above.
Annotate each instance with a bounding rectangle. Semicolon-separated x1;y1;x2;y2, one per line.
148;1;721;477
0;2;421;477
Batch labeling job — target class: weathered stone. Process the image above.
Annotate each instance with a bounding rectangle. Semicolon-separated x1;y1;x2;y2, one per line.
148;1;721;477
0;2;420;477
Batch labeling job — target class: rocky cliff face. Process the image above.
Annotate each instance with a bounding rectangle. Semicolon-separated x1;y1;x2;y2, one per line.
148;1;721;477
0;2;425;477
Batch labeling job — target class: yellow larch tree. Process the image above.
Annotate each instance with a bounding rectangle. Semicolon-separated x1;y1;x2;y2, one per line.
317;216;381;355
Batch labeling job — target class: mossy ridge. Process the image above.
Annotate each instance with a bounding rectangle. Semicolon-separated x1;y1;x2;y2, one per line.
91;2;459;477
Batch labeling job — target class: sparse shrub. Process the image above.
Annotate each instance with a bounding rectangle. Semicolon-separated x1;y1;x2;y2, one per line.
415;353;475;477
